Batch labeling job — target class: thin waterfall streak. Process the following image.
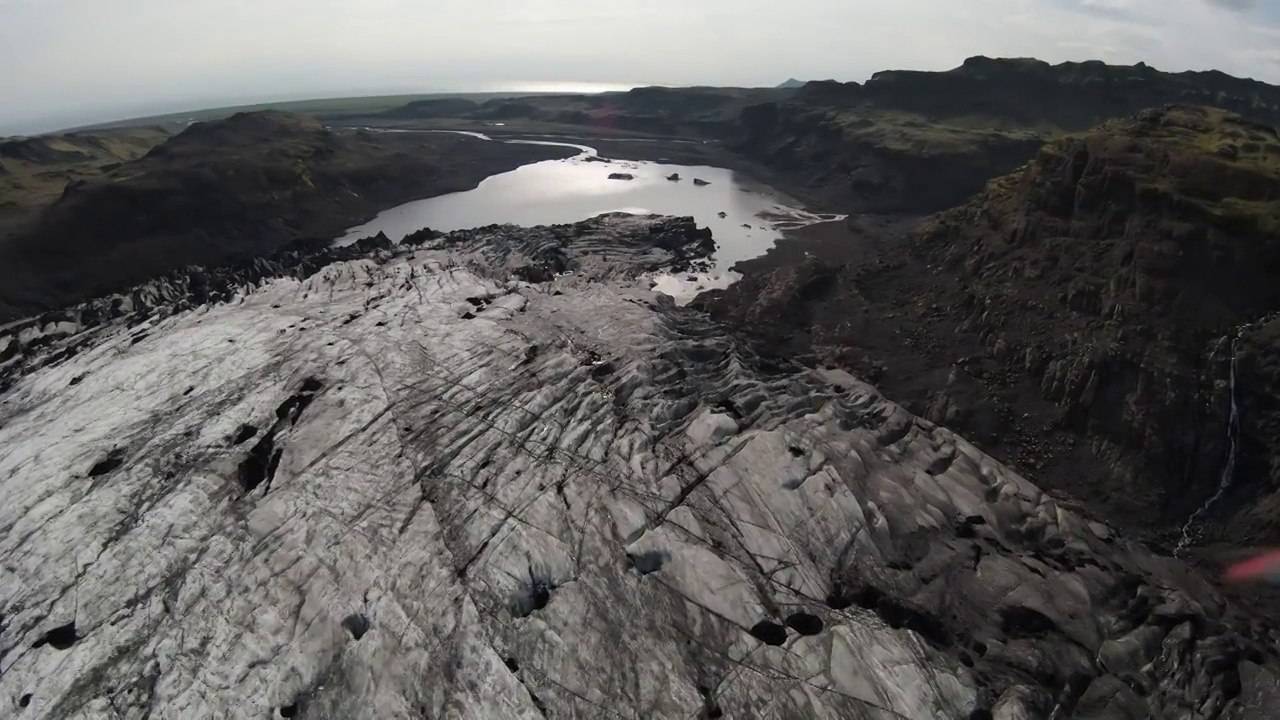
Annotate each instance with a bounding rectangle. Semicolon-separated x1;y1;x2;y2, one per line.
1175;336;1241;556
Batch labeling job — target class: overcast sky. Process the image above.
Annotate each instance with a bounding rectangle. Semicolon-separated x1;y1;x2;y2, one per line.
2;0;1279;135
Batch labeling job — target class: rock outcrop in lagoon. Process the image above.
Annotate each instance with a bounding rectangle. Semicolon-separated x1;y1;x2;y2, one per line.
2;215;1279;718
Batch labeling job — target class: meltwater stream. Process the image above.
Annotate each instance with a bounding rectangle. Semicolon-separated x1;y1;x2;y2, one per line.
336;130;841;301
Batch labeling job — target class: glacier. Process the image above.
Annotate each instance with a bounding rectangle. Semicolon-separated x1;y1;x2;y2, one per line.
1;215;1278;719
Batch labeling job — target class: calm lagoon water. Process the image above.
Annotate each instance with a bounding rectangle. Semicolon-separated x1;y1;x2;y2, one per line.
338;131;839;301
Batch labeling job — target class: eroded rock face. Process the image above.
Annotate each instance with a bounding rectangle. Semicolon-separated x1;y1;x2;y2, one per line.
699;106;1280;545
0;215;1277;718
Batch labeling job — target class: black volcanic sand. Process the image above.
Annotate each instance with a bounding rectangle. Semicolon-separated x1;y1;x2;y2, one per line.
735;214;910;271
697;215;977;426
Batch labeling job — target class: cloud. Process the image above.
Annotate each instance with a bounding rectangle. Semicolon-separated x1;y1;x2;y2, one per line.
1202;0;1257;9
1071;0;1137;17
2;0;1280;134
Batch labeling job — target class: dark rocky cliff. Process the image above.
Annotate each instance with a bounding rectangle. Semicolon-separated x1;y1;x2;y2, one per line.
798;56;1280;129
697;105;1280;545
909;105;1280;540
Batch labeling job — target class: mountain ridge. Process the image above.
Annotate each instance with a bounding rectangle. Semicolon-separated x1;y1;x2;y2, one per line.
367;56;1280;215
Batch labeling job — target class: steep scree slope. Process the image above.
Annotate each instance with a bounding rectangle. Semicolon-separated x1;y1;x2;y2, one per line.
1;215;1279;718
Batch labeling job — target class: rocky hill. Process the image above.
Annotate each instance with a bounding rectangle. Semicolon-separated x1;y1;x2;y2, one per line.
0;112;572;323
732;101;1047;214
696;105;1280;547
797;56;1280;130
734;58;1280;215
3;215;1280;718
374;57;1280;216
0;127;170;239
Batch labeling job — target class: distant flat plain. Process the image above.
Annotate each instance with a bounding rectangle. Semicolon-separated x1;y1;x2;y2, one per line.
64;91;598;133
